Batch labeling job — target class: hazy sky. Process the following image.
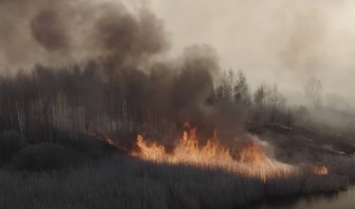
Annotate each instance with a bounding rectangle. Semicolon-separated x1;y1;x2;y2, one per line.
1;0;355;107
143;0;355;107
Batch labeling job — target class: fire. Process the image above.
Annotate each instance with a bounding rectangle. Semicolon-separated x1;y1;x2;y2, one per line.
236;142;295;180
131;124;295;181
106;138;118;147
131;135;167;161
239;142;268;163
131;126;233;165
85;124;332;181
312;165;328;175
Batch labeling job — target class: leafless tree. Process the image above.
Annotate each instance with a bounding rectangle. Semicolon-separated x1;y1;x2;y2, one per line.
305;76;323;110
254;84;266;109
233;70;251;105
215;69;235;103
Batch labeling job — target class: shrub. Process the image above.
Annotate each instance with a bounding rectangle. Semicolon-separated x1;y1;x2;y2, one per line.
10;143;84;171
0;131;24;164
53;132;116;159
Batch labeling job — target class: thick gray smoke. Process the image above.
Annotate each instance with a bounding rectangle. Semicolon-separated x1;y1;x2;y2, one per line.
30;9;69;52
0;0;168;71
0;0;247;147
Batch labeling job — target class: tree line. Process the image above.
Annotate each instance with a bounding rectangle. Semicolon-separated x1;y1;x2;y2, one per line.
0;63;348;145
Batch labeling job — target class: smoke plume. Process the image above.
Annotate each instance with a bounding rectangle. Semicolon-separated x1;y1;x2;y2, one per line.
0;0;168;71
0;0;249;148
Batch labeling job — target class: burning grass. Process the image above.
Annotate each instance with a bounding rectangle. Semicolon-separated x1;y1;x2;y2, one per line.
129;124;322;182
0;128;354;209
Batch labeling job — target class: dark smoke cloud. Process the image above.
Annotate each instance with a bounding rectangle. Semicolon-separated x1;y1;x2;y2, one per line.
93;7;168;68
136;45;246;145
31;9;69;52
0;0;246;148
0;0;168;70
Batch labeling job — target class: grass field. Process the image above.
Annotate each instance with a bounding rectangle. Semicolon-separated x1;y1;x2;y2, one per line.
0;155;353;209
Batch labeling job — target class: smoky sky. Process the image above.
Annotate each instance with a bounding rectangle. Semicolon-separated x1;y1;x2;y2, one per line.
0;0;247;144
0;0;168;71
1;0;355;108
149;0;355;108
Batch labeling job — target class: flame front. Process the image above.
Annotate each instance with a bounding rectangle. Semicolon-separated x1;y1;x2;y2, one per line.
132;135;167;160
312;166;328;175
131;125;295;181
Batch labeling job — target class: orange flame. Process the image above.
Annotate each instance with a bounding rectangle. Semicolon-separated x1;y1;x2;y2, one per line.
131;124;295;181
239;142;268;163
131;135;167;161
312;166;328;175
85;125;331;180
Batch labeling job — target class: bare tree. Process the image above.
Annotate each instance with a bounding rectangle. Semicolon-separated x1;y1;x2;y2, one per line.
251;84;267;126
254;84;266;109
233;70;251;105
215;69;235;103
265;84;287;125
305;76;323;110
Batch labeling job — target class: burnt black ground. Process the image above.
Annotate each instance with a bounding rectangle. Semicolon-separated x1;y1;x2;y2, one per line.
251;125;355;165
